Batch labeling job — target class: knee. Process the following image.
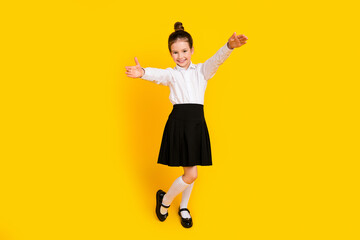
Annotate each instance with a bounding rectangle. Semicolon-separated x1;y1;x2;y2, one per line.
192;172;198;181
189;174;198;183
183;166;198;184
183;172;197;184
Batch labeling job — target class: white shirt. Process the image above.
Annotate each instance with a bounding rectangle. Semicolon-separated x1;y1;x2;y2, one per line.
140;42;234;105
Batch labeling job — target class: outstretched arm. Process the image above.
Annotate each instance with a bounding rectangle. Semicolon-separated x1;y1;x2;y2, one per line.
201;32;248;81
125;57;172;86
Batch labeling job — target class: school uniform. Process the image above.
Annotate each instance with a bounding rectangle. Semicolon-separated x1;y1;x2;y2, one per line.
140;42;234;167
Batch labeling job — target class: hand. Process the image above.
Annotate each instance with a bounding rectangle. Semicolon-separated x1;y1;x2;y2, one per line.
125;57;144;78
227;32;248;49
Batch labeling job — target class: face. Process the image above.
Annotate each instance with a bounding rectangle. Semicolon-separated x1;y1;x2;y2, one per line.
170;40;194;69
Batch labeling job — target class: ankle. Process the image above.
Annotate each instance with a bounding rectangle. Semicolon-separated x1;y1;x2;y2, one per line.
162;195;171;206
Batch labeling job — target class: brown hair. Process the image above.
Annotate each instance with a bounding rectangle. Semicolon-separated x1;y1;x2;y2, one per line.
168;22;193;53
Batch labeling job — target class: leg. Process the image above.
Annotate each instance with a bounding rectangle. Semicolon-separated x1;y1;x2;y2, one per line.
179;166;197;218
160;174;191;215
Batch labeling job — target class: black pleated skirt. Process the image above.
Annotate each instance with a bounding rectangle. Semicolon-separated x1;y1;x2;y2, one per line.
157;103;212;167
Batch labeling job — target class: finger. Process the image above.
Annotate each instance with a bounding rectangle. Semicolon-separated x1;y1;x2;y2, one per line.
240;34;248;40
134;57;140;66
238;36;247;42
232;32;236;39
125;72;134;78
237;34;248;39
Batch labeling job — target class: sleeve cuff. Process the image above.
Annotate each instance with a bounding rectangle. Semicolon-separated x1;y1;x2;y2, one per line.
226;42;234;51
140;67;146;79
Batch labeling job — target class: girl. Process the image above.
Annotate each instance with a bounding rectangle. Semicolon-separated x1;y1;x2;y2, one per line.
125;22;248;228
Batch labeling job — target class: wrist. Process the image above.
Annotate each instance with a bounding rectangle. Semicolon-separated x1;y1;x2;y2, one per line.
227;42;234;50
141;67;145;78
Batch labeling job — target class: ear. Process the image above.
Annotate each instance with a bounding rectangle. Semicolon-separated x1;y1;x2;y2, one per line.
191;46;194;54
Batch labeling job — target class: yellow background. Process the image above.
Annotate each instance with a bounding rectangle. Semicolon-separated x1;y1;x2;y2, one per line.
1;0;359;239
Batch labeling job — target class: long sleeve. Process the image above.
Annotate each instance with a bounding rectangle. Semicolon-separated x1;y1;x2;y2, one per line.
201;42;234;81
140;67;173;86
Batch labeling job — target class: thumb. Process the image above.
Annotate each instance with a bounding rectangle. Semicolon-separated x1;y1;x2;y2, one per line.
134;57;140;66
233;32;237;39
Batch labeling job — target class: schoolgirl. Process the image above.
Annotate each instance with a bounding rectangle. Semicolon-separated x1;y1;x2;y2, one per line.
125;22;248;228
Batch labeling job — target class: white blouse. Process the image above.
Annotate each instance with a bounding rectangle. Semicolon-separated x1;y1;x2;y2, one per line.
140;42;234;105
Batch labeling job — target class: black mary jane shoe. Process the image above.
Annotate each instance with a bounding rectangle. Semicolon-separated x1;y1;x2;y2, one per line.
156;189;170;221
178;207;193;228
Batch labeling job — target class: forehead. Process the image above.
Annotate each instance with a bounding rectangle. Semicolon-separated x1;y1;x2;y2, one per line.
171;40;190;51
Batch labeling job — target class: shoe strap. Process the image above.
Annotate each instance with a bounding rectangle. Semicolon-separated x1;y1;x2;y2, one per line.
161;203;170;208
179;208;190;213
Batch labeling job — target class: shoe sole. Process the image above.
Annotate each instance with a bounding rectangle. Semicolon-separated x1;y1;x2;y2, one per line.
156;190;167;222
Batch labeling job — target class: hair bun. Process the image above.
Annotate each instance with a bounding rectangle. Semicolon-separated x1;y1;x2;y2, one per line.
174;22;184;31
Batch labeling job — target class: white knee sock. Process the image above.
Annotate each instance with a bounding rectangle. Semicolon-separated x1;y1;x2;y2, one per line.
179;181;194;219
160;175;190;215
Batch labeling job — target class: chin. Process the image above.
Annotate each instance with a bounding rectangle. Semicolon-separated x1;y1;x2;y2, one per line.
179;62;188;67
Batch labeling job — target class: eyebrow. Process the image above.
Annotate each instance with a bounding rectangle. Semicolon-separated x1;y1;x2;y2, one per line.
173;49;188;52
